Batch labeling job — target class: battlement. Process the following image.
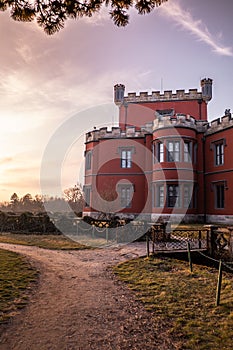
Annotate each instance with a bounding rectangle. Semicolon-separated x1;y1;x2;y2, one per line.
86;110;233;142
153;113;208;132
85;123;153;143
206;111;233;135
152;109;233;135
122;88;203;104
114;78;213;105
85;111;233;143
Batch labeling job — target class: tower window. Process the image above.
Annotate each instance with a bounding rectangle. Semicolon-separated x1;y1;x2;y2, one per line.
183;185;192;208
215;143;224;166
167;184;180;207
120;185;133;208
116;88;124;101
167;141;180;162
121;149;132;168
85;151;92;170
84;186;91;207
157;142;164;162
157;185;164;207
215;184;224;209
184;141;192;162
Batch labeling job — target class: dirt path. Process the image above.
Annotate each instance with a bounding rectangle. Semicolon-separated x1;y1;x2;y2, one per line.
0;243;174;350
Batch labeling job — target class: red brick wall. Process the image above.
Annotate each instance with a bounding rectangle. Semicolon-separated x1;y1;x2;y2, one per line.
119;100;207;129
84;137;152;214
205;127;233;215
152;126;198;215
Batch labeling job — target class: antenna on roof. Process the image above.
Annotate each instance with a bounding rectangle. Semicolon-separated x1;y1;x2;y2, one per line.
161;77;163;93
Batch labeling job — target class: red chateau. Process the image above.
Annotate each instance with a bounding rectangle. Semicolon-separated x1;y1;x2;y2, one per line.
83;78;233;224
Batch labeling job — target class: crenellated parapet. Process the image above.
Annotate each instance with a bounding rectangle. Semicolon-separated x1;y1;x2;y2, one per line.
153;113;208;132
151;108;233;135
151;109;232;135
122;88;203;104
85;123;153;143
206;112;233;135
85;109;229;143
85;111;233;143
114;78;213;105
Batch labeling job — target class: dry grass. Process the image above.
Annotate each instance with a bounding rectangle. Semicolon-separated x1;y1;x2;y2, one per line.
113;256;233;350
0;249;38;325
0;233;89;250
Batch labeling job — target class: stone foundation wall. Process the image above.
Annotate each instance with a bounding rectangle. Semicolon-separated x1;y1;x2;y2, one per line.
206;215;233;225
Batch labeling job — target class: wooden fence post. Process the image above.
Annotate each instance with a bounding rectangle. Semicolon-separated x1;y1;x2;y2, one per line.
146;233;150;258
106;227;109;242
227;227;233;259
216;260;223;306
187;242;193;273
205;225;218;257
198;230;202;249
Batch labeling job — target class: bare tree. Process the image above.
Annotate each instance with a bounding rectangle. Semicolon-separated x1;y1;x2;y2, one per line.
64;184;84;213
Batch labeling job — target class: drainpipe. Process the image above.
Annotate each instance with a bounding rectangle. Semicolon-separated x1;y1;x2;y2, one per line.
124;101;128;130
202;135;206;223
198;99;202;120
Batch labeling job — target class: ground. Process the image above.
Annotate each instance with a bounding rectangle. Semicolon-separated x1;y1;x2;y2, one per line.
0;242;175;350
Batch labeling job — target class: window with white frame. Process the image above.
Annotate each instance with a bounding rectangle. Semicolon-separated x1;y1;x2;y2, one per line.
183;184;192;208
157;142;164;162
84;186;91;207
120;185;133;208
215;142;224;166
167;184;180;207
157;184;164;207
215;183;224;209
121;149;132;168
184;141;192;162
85;151;92;170
167;141;180;162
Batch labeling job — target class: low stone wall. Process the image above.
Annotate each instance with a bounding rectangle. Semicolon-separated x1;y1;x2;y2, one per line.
206;225;233;261
206;215;233;225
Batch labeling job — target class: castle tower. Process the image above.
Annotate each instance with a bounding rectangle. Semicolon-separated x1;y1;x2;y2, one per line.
201;78;213;103
114;84;125;106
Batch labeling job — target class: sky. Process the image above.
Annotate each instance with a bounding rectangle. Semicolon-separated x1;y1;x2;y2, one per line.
1;0;233;202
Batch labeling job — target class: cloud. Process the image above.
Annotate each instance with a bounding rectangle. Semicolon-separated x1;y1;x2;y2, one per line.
1;178;40;191
138;70;153;78
1;163;41;199
159;1;233;57
0;157;13;165
4;165;39;175
16;43;34;64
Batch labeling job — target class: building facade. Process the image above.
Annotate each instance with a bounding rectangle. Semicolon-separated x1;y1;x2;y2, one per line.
83;79;233;224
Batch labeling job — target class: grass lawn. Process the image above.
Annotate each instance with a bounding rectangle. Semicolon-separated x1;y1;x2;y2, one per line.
113;256;233;350
0;249;38;325
0;233;89;250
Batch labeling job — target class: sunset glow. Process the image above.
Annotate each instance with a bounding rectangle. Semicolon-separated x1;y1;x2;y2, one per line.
1;0;233;202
